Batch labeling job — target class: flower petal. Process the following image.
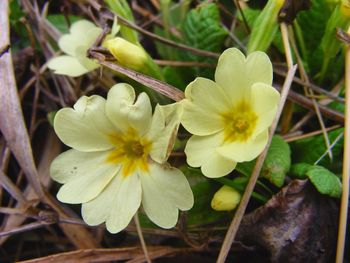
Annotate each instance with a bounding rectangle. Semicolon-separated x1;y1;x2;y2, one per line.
53;149;119;204
185;133;236;178
246;51;273;86
217;130;269;162
148;162;193;210
106;83;152;135
54;95;116;151
75;45;100;71
141;163;191;228
81;172;141;233
214;48;273;103
181;78;230;136
147;103;182;163
214;48;248;103
251;83;280;137
47;56;91;77
58;20;98;56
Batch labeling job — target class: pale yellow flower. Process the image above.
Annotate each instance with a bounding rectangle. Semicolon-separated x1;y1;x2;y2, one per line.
48;20;102;77
211;185;241;211
182;48;280;178
50;83;193;233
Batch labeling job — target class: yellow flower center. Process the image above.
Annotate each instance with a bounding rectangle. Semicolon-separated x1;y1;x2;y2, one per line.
107;129;152;176
222;100;257;142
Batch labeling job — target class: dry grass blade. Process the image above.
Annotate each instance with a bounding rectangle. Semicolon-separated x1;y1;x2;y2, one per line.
0;170;27;203
335;26;350;263
217;65;298;263
17;246;190;263
0;0;44;199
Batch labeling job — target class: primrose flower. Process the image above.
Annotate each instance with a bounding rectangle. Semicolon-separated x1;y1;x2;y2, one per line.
50;83;194;233
48;20;102;77
182;48;280;178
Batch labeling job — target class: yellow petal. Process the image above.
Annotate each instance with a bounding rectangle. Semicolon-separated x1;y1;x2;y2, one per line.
140;168;178;229
106;84;152;135
185;133;236;178
75;45;100;71
47;56;91;77
246;51;273;86
147;162;194;211
70;20;98;40
214;48;248;103
214;48;273;103
54;95;116;151
181;77;231;136
82;172;141;233
58;20;98;56
211;185;241;211
147;103;182;163
54;150;120;204
251;83;280;137
217;130;269;162
140;161;193;229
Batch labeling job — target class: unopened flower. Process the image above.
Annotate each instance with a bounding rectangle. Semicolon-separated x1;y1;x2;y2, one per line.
105;37;148;70
182;48;280;178
48;20;102;77
50;83;193;233
211;185;241;211
105;37;164;80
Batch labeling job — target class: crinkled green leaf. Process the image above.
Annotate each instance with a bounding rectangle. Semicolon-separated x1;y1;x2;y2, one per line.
290;163;342;198
179;3;227;78
236;136;291;187
307;166;342;198
290;164;343;197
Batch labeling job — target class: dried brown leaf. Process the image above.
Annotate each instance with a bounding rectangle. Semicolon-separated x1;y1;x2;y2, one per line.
237;180;338;263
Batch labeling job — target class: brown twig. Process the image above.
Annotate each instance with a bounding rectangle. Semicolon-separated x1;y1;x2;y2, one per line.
89;51;184;101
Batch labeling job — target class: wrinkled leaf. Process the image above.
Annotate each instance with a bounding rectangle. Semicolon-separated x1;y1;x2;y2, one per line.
290;163;342;198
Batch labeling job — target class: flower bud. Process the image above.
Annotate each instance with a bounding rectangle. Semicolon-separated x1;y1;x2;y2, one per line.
211;185;241;211
105;37;149;71
247;0;286;53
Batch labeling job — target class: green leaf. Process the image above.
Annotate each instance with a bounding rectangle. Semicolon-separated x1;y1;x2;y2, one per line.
290;128;344;172
262;136;291;187
290;163;342;198
236;136;291;187
307;166;342;198
179;3;227;78
289;163;313;179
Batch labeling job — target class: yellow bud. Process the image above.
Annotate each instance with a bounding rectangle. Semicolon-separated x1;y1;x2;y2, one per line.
105;37;149;70
211;185;241;211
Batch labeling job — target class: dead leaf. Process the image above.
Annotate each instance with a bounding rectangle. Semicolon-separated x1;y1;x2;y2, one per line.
237;180;338;263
